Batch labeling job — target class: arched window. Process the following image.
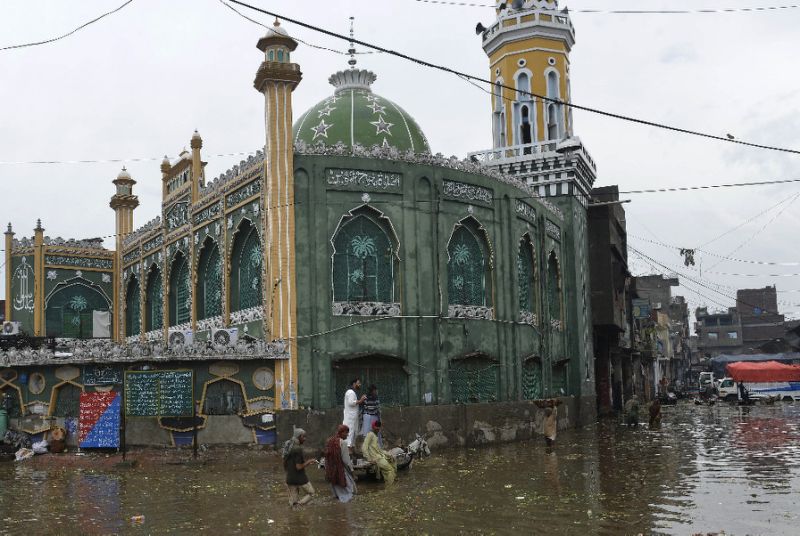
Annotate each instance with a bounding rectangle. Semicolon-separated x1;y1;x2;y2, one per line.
168;253;191;327
268;49;274;61
493;80;506;148
546;71;562;140
125;276;140;337
547;252;562;322
277;49;284;62
230;220;263;313
514;71;535;147
197;238;222;320
447;220;491;307
202;379;246;415
332;213;396;303
52;383;82;418
449;355;499;403
45;282;111;339
333;355;409;406
145;267;163;332
517;237;536;314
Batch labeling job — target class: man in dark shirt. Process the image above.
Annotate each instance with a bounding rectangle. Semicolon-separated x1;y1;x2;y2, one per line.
283;428;317;507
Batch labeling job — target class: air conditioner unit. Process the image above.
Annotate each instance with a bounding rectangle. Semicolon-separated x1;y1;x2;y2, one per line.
1;321;21;336
211;327;239;346
168;329;194;347
654;302;662;310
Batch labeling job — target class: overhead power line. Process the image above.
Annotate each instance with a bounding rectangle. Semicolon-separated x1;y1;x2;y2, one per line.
228;0;800;155
0;0;134;52
412;0;800;14
218;0;380;55
628;234;800;267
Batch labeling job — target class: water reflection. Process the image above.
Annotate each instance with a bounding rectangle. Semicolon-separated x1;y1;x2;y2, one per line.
2;403;800;534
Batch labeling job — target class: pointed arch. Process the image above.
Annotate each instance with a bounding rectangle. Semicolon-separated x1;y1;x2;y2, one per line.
168;251;191;327
513;68;535;146
545;68;563;140
447;216;493;308
44;277;112;338
125;275;141;337
331;205;400;304
196;237;222;321
144;264;163;332
230;218;263;313
517;233;538;320
547;250;562;323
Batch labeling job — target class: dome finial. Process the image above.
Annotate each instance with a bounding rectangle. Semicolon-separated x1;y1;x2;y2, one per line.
274;17;280;27
347;16;357;69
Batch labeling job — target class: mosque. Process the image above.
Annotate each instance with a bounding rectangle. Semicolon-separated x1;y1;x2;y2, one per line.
1;0;597;445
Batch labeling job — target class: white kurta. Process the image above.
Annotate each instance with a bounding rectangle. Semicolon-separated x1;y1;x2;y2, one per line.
343;389;359;446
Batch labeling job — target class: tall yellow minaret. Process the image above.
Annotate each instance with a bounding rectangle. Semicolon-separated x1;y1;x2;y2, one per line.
110;167;139;342
254;19;302;410
482;0;574;148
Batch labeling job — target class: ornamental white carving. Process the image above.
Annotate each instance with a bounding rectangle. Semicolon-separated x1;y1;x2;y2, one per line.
442;180;492;204
230;305;265;325
197;315;225;332
516;201;537;221
13;257;34;312
550;319;563;331
101;273;112;283
545;220;561;240
0;336;290;366
447;305;494;320
332;301;401;317
326;168;401;191
47;270;57;280
519;311;538;326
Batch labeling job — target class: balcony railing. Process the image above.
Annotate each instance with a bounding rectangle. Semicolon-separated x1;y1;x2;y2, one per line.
468;137;596;171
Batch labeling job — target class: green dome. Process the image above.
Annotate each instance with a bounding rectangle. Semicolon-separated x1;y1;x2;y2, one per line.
293;69;430;154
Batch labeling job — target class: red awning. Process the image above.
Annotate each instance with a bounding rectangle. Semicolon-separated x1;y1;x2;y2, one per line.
727;360;800;383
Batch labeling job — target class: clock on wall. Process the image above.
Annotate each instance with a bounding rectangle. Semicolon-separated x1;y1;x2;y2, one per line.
252;367;274;391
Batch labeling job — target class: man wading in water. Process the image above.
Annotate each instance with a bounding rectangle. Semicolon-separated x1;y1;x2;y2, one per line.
343;378;366;448
282;428;318;507
536;399;563;448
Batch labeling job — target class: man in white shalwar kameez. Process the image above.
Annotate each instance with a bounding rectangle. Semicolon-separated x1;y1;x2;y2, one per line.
342;378;366;447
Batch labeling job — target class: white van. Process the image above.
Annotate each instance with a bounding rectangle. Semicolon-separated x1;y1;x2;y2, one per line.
718;377;737;401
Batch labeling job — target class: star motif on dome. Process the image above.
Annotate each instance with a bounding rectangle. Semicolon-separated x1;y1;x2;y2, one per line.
310;119;333;140
365;94;380;103
317;105;336;118
325;94;339;105
370;115;393;136
368;101;386;115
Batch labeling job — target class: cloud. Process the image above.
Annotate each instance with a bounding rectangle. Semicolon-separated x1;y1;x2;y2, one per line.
658;43;698;64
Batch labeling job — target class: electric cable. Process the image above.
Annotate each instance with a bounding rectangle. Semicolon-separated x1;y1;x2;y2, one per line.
412;0;800;14
628;234;800;266
228;0;800;155
0;0;134;52
218;0;380;55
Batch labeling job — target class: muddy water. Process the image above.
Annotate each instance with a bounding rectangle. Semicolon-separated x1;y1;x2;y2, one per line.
2;403;800;535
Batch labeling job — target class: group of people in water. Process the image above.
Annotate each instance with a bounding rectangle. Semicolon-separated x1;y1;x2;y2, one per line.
282;378;397;507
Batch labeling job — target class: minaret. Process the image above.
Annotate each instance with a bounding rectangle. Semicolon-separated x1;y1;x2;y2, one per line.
190;130;203;203
110;167;140;342
483;0;574;148
33;219;44;336
474;1;596;412
4;223;13;323
254;19;302;410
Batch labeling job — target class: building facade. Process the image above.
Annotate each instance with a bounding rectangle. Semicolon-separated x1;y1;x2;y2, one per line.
1;2;597;446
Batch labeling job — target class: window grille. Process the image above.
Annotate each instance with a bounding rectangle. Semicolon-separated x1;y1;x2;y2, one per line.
448;226;486;306
197;241;222;320
522;360;543;400
202;380;246;415
169;255;191;326
332;215;394;303
449;357;499;403
232;225;262;312
53;383;82;418
126;278;140;336
333;357;409;407
518;239;536;313
145;269;163;332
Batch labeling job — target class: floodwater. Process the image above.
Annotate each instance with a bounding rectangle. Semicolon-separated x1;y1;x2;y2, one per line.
2;403;800;535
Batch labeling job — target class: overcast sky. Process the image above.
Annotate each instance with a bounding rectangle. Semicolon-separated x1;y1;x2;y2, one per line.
2;0;799;323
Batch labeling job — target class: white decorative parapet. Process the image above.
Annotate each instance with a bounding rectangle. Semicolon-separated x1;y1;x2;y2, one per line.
467;138;596;172
197;315;225;332
0;336;290;366
519;311;538;327
230;305;265;325
448;305;494;320
550;319;563;332
332;302;401;317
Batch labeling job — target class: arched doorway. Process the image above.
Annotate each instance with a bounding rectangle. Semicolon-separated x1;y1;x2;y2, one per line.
333;355;408;407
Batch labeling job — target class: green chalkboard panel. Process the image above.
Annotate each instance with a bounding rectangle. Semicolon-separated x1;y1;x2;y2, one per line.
124;370;193;417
